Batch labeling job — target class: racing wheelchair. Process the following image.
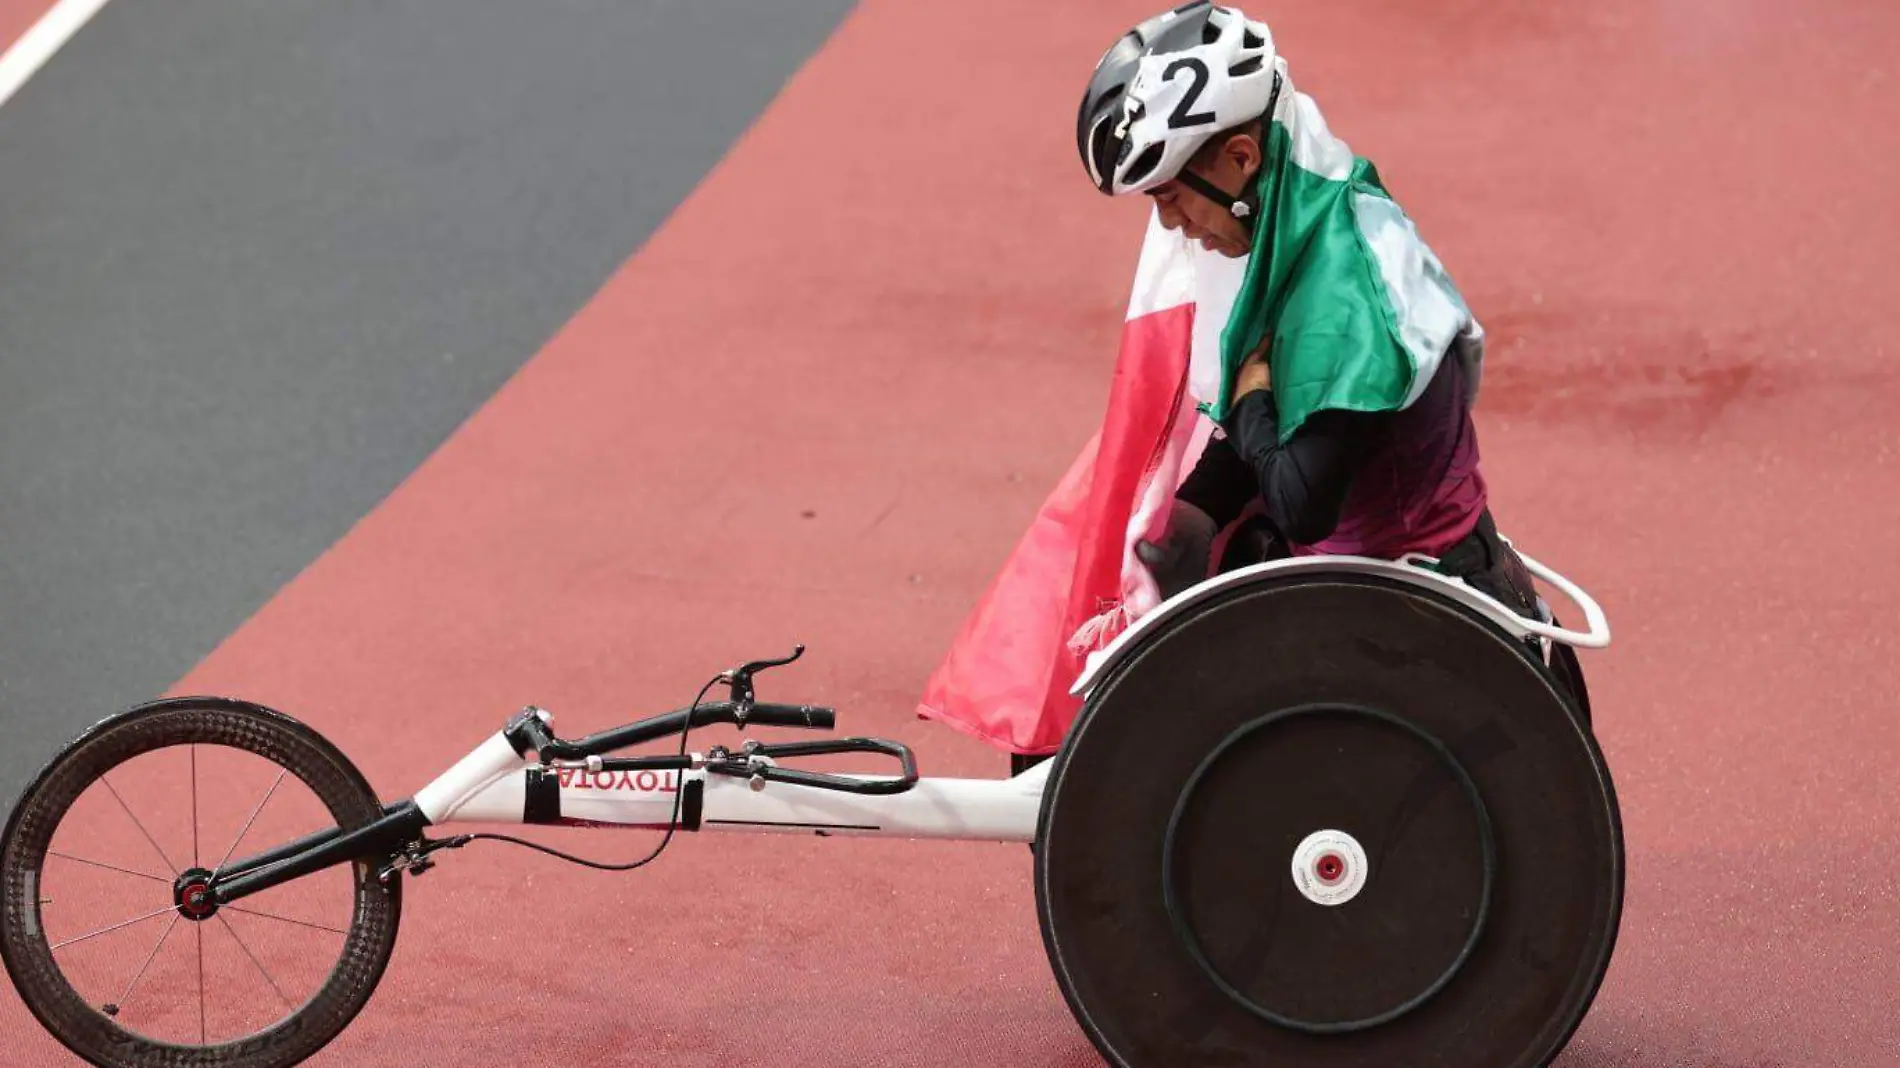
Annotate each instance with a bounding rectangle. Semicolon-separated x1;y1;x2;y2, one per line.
1;550;1620;1068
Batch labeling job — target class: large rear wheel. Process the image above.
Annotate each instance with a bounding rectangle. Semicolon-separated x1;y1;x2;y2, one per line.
1036;573;1622;1068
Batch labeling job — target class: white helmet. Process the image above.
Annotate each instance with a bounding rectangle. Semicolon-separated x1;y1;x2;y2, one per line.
1077;3;1279;199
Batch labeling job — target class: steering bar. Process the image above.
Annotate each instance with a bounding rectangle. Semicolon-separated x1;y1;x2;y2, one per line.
743;702;837;730
505;699;837;763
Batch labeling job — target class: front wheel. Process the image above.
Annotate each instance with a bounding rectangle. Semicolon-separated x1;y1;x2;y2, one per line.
2;697;401;1068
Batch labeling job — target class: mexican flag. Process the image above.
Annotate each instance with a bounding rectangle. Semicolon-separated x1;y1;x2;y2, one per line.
914;210;1243;756
1206;61;1482;436
916;62;1481;756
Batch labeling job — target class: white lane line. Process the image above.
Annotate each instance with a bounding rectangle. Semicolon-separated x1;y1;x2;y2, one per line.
0;0;114;110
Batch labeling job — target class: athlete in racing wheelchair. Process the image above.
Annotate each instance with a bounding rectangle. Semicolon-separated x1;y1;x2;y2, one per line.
1002;3;1592;783
1084;2;1532;609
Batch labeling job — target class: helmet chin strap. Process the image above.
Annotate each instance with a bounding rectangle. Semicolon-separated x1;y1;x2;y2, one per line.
1174;167;1256;223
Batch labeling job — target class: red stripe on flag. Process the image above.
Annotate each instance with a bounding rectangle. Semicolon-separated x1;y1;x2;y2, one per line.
920;300;1194;755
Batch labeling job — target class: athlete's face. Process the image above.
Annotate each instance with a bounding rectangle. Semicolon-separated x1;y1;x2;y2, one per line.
1147;129;1262;258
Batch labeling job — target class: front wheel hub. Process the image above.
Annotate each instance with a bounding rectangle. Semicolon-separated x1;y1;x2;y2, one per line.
173;867;219;922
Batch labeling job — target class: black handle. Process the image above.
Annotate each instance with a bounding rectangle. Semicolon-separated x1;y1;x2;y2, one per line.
742;702;836;730
758;737;918;783
757;765;916;796
711;736;920;796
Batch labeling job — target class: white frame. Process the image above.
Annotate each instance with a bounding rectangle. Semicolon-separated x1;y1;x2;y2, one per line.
410;553;1608;847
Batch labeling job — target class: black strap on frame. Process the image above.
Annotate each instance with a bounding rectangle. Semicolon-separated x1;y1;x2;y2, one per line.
523;766;562;824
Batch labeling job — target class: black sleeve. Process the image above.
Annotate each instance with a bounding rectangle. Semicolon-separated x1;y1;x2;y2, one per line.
1217;391;1388;545
1175;430;1259;528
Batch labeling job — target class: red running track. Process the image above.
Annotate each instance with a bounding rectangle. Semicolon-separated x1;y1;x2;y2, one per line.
7;0;1900;1064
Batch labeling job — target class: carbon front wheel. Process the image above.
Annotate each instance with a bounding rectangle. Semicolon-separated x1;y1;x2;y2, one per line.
1036;573;1623;1068
2;698;401;1068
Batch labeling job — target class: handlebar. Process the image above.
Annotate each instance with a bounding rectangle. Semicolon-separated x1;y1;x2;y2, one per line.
742;703;836;731
503;647;836;762
507;699;838;763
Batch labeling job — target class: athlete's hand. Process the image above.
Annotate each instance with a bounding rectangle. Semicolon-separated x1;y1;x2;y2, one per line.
1233;342;1271;399
1135;500;1219;600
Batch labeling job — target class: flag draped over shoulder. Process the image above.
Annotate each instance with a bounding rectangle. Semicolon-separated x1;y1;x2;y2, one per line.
1209;60;1483;433
915;212;1241;756
916;63;1480;756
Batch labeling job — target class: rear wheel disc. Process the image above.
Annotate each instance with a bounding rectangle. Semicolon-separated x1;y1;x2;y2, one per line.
1036;574;1623;1068
1161;702;1497;1035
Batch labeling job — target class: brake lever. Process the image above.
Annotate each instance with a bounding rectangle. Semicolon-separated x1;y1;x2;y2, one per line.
719;645;806;714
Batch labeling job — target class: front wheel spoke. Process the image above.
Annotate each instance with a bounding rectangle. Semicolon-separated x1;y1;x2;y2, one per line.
217;913;293;1009
196;923;207;1044
102;775;179;876
111;911;183;1014
191;744;201;870
223;904;348;936
47;851;172;884
49;905;177;951
211;769;288;876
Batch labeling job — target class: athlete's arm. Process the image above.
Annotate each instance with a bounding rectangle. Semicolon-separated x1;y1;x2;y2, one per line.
1214;392;1388;545
1175;431;1259;528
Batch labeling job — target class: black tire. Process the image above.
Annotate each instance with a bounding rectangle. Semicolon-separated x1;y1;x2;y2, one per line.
2;697;402;1068
1035;573;1623;1068
1546;636;1593;724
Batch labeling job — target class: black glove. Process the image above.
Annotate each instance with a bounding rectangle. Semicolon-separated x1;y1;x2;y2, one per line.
1218;513;1289;572
1135;500;1219;600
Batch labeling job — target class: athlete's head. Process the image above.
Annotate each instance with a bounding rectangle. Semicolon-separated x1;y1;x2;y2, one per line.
1145;124;1264;258
1076;3;1281;258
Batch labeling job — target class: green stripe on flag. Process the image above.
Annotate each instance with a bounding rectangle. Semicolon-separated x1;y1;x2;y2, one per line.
1209;98;1471;442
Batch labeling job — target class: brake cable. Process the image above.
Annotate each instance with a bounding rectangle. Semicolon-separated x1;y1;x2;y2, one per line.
412;674;720;873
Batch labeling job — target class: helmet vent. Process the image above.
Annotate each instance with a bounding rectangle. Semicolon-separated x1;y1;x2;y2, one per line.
1229;55;1264;77
1243;27;1266;50
1123;143;1165;186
